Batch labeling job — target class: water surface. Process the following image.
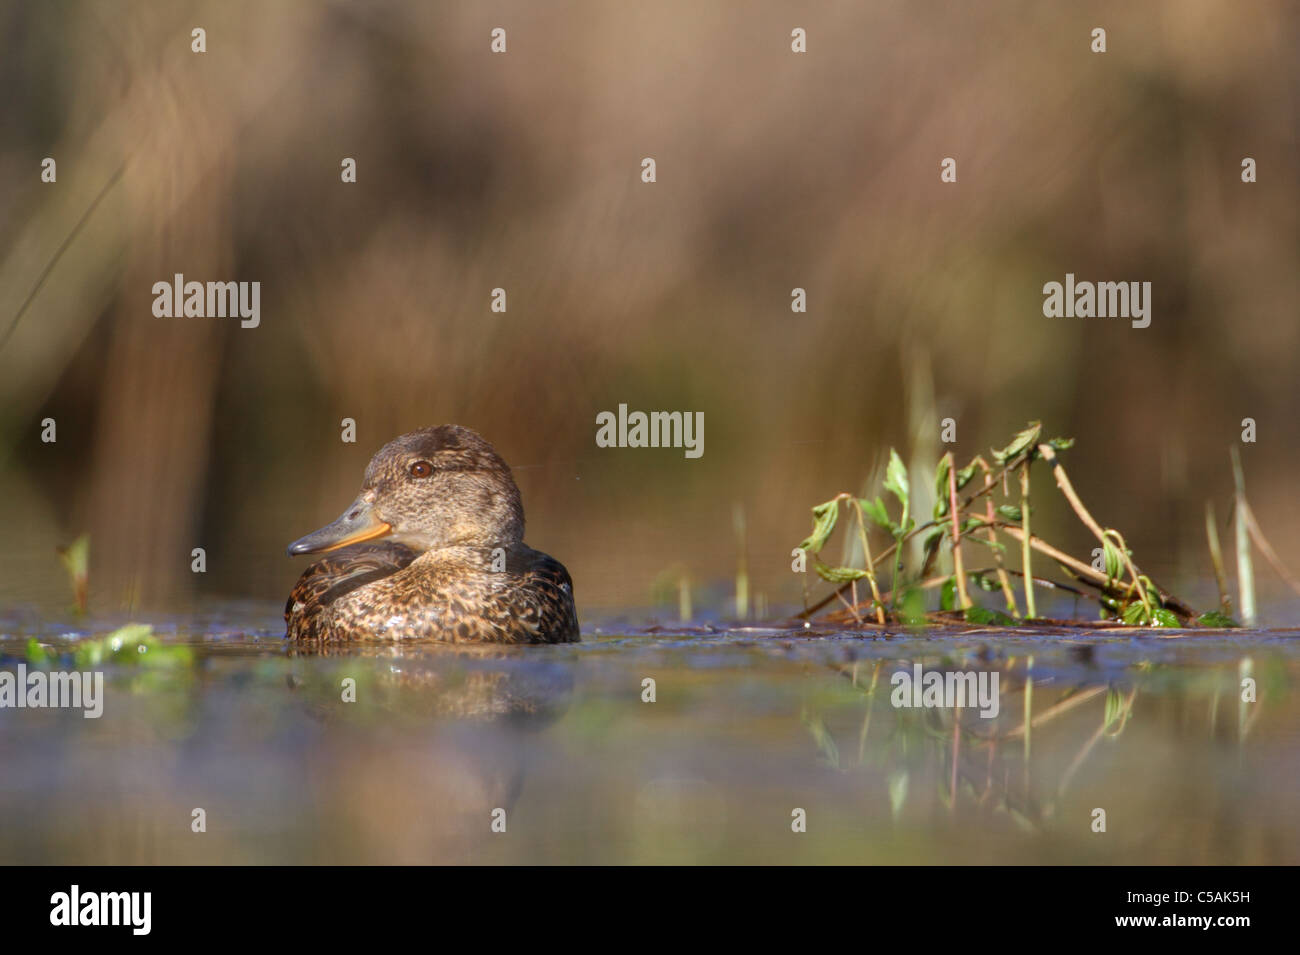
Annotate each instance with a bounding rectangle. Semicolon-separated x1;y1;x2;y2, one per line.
1;607;1296;864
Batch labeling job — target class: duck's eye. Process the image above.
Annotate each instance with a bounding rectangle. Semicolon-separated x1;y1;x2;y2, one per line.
408;461;433;478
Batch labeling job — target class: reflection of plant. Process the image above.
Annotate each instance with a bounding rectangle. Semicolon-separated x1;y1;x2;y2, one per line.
811;659;1154;828
797;422;1230;627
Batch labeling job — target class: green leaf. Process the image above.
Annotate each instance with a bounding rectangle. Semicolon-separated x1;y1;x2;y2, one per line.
964;534;1006;554
799;499;839;555
25;638;48;667
813;560;869;584
884;449;909;509
954;462;978;491
995;503;1023;522
1102;538;1123;582
934;453;966;518
897;587;926;625
991;422;1042;465
961;535;1008;556
859;497;892;532
73;639;105;668
1151;608;1179;628
1196;611;1240;628
64;624;192;670
935;452;956;519
940;576;957;612
1120;602;1146;625
964;606;1017;626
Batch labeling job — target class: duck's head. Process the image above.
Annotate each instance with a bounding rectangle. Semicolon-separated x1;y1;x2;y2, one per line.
287;425;524;557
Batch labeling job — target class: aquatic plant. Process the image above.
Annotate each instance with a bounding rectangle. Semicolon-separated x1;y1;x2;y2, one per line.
24;624;193;669
796;422;1246;628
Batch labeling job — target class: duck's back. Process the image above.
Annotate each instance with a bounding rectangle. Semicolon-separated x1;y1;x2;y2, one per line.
451;545;579;645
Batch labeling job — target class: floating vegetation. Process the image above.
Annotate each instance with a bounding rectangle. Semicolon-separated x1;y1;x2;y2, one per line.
24;624;193;670
796;422;1289;629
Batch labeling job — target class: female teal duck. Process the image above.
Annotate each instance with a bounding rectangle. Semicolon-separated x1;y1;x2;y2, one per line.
285;426;579;643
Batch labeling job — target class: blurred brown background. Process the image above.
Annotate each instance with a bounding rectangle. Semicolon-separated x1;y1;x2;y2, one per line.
0;0;1296;620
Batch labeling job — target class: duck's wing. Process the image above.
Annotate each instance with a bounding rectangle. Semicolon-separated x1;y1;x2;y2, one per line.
506;547;580;644
285;541;419;637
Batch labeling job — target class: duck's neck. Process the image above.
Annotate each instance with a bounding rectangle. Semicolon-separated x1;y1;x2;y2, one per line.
413;541;521;569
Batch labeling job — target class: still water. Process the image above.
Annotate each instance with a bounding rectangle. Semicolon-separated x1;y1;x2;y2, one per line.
1;606;1296;864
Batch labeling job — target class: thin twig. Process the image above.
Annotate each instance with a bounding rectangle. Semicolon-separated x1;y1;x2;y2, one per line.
978;458;1020;616
849;495;887;624
0;161;128;356
1038;444;1152;616
1241;499;1300;596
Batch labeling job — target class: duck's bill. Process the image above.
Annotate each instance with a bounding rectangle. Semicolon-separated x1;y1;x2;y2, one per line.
287;498;392;556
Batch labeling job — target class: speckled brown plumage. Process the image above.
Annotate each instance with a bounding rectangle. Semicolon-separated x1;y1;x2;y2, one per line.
284;426;579;644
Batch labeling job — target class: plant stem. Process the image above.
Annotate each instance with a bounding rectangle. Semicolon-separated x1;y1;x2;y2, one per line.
849;497;887;624
1231;447;1256;626
891;497;909;613
1204;500;1231;615
995;523;1191;618
949;459;971;610
981;465;1020;617
1241;497;1300;596
1020;465;1036;619
1038;443;1151;618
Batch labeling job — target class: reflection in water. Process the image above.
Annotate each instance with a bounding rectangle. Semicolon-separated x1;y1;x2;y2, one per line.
0;621;1296;863
282;642;576;859
286;641;575;722
821;656;1139;831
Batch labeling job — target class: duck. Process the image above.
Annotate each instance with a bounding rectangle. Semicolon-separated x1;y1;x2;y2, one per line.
284;425;579;644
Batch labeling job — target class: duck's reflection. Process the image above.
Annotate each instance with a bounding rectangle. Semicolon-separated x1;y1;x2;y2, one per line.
282;641;574;859
287;643;575;718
